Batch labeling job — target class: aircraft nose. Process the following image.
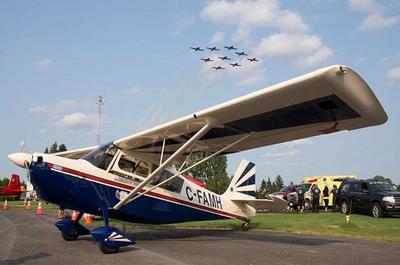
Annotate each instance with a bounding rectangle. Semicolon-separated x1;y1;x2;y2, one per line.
8;152;32;168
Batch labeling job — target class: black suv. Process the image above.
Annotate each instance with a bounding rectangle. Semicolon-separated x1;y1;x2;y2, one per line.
338;179;400;218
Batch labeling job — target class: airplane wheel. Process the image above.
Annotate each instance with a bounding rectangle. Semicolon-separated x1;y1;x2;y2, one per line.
241;222;250;231
98;242;120;254
61;231;79;241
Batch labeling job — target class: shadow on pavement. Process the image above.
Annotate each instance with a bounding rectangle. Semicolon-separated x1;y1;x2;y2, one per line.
128;228;343;246
0;252;52;265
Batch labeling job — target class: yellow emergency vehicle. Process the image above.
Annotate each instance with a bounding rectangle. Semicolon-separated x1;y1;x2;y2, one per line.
303;176;357;209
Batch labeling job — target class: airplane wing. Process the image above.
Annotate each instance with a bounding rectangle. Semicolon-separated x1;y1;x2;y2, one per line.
55;146;98;159
231;195;288;211
113;65;387;164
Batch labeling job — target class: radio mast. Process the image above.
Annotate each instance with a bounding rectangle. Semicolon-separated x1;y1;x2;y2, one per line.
96;96;104;145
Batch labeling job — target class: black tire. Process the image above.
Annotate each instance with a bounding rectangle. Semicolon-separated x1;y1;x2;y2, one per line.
372;203;384;218
61;231;79;241
98;242;120;254
241;222;250;231
341;201;348;214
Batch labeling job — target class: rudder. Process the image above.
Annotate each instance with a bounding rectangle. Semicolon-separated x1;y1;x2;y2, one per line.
225;160;256;198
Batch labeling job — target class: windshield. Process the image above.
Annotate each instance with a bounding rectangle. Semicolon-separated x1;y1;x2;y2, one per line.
81;142;118;170
369;182;395;192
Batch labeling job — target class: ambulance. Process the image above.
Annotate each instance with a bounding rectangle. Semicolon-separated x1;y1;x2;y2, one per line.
303;176;357;209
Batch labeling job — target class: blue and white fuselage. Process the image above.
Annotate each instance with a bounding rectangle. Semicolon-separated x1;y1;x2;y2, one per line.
26;150;254;224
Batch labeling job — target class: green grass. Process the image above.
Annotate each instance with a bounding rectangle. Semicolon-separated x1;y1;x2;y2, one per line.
167;212;400;243
4;200;59;210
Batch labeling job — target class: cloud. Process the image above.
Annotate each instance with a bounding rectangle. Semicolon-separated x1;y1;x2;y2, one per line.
359;13;399;31
34;58;52;70
201;0;331;69
202;0;308;43
126;86;142;94
30;99;97;132
211;31;225;44
255;33;333;68
263;139;313;165
171;16;194;36
57;112;98;130
386;67;400;83
348;0;399;31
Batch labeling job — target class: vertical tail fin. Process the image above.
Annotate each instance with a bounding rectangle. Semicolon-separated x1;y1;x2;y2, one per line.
224;160;256;198
8;174;21;191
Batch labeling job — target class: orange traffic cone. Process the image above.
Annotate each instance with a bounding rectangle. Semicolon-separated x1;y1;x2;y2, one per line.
25;200;32;210
36;201;43;215
84;214;93;224
2;199;9;210
71;210;79;221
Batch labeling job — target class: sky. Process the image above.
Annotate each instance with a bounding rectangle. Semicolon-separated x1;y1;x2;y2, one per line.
0;0;399;186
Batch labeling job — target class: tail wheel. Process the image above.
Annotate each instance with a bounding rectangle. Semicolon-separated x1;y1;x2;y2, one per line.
98;243;120;254
241;222;250;231
341;201;348;214
372;203;384;218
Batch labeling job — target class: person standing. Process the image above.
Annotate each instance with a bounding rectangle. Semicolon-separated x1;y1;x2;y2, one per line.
296;185;305;213
331;184;339;212
323;186;329;212
312;184;321;213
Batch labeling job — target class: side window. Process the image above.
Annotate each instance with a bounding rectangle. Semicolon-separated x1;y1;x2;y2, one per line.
361;183;369;193
341;184;350;193
118;156;136;173
152;170;184;193
350;182;361;192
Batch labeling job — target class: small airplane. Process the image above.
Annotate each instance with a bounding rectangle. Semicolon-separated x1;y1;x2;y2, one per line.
230;63;242;67
201;58;214;63
247;57;259;62
207;46;220;51
8;65;387;254
190;46;204;51
235;51;248;56
0;174;23;200
212;66;225;70
224;45;237;50
218;56;231;61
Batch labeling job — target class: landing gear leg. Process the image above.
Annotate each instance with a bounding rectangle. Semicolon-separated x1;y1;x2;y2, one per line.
55;211;90;241
241;219;250;231
90;208;135;254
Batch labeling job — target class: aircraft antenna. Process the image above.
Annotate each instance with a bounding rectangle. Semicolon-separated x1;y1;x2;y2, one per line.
96;96;104;145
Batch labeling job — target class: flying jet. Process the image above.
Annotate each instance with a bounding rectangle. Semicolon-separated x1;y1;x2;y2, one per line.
190;46;204;51
247;57;259;62
235;51;248;56
207;46;220;51
8;65;387;254
201;58;214;62
230;63;242;67
224;45;237;50
218;56;231;61
212;66;225;70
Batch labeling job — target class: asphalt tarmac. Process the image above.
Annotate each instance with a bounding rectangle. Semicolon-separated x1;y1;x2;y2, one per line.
0;209;399;265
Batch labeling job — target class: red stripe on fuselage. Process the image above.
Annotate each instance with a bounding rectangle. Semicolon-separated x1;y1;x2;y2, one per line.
47;163;245;220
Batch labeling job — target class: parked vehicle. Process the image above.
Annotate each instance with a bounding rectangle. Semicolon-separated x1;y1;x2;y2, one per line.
303;176;357;209
272;186;292;200
338;179;400;218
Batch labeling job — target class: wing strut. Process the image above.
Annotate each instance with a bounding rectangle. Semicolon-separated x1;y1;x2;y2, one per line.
113;122;213;210
124;134;250;204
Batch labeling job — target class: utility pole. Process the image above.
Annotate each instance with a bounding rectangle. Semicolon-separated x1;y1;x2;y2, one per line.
96;96;104;145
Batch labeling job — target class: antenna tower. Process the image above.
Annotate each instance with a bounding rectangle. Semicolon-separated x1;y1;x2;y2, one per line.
96;96;104;145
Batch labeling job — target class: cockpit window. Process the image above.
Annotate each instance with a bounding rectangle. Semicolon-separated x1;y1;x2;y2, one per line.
151;170;184;193
118;156;136;173
81;143;118;170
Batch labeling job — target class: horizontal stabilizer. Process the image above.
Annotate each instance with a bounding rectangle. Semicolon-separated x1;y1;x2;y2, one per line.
231;195;287;211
